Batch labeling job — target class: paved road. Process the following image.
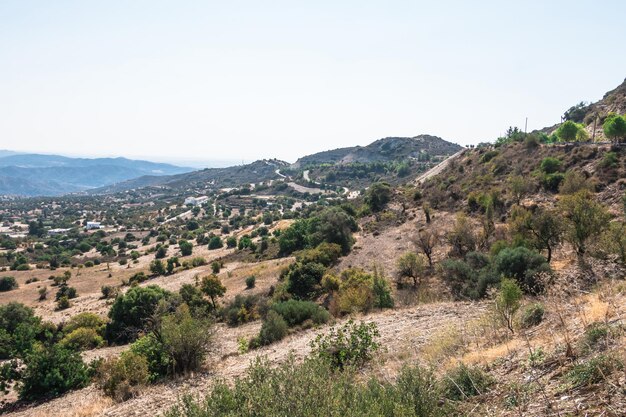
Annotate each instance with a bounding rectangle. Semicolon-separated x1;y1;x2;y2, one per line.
415;149;465;185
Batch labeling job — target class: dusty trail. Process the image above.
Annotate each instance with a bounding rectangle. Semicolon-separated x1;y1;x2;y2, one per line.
7;301;486;417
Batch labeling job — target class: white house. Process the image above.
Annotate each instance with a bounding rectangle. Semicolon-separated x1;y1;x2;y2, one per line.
86;221;102;230
184;196;209;207
47;228;70;236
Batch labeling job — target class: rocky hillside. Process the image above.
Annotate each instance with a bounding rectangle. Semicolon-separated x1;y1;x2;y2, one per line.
293;134;462;167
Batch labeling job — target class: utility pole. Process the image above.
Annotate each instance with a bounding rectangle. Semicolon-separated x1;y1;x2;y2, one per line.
524;117;528;135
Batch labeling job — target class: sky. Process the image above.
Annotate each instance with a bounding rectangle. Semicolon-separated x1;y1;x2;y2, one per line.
1;1;625;166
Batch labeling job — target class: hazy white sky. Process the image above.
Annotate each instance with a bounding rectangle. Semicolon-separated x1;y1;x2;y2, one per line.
1;1;625;165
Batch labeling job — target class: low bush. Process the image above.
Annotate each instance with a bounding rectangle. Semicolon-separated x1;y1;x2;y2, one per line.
55;285;77;300
130;334;171;381
245;275;256;289
578;322;615;354
255;310;288;346
17;345;90;400
101;285;119;299
0;303;41;359
165;358;447;417
221;294;266;326
105;285;176;344
129;272;148;285
270;300;330;327
208;236;223;250
310;320;380;369
59;328;105;351
493;246;551;294
0;276;18;292
519;303;544;328
442;363;493;401
96;351;149;401
63;312;106;335
565;354;623;387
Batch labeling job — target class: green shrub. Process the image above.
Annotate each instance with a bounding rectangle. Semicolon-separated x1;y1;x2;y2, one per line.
165;358;447;417
271;300;330;327
149;260;166;276
579;322;614;354
130;334;171;382
540;157;561;174
0;276;18;292
17;345;90;400
179;240;193;256
365;182;392;212
55;285;77;300
101;285;118;299
245;275;256;289
285;262;326;300
179;284;212;317
221;294;265;326
257;310;288;346
96;351;149;401
158;305;214;375
63;312;106;335
541;172;565;192
480;150;498;163
0;302;41;359
59;328;105;351
56;296;70;310
493;246;551;294
519;303;544;328
310;320;380;369
440;252;498;300
442;363;493;400
208;236;223;250
566;354;623;387
105;285;175;344
295;243;343;267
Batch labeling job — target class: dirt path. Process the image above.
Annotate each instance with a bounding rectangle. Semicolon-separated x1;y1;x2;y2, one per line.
415;150;465;185
6;301;486;417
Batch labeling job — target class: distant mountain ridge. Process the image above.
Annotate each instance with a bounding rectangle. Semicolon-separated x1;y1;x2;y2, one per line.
292;134;461;168
0;153;192;196
91;159;288;194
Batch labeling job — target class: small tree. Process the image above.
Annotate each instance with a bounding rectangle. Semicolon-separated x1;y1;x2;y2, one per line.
396;252;426;288
603;114;626;144
208;236;223;250
559;190;611;256
510;208;563;262
150;259;166;276
556;120;586;142
412;229;438;268
447;213;477;257
156;304;213;375
495;278;523;333
200;275;226;309
507;175;531;205
365;182;392;212
310;320;380;369
179;240;193;256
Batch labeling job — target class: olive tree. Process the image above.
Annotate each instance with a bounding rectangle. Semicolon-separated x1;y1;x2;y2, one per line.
559;190;610;256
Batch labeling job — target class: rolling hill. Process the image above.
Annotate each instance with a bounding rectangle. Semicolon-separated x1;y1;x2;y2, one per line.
292;134;462;168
